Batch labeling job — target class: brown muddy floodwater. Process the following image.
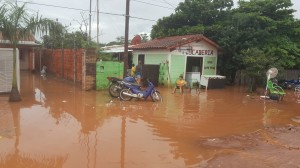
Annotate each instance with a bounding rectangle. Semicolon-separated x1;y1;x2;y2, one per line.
0;71;300;168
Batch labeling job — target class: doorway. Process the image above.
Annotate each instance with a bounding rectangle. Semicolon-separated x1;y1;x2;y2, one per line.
185;56;203;85
138;54;145;64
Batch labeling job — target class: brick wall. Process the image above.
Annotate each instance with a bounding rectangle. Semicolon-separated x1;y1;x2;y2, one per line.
82;49;97;90
34;48;97;90
35;48;83;82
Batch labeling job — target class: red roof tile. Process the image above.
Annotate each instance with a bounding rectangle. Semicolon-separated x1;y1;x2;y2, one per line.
129;34;219;50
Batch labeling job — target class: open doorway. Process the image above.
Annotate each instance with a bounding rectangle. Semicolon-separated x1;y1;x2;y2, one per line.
138;54;145;64
185;56;203;85
186;57;203;73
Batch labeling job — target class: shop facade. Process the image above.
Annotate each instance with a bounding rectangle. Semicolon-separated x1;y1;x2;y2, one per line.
130;34;221;87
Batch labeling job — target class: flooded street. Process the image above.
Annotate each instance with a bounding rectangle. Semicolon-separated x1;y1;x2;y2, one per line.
1;71;300;168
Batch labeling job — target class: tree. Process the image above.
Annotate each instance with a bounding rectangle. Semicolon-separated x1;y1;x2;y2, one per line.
241;48;276;92
0;1;58;102
42;31;97;49
150;0;300;85
106;36;131;46
41;21;66;49
225;0;300;82
139;33;149;42
151;0;234;39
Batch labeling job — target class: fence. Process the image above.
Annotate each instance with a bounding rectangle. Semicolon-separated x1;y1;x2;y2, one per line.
235;70;300;86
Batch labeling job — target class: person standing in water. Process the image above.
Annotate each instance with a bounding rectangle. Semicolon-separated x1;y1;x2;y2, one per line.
130;64;135;77
135;61;143;84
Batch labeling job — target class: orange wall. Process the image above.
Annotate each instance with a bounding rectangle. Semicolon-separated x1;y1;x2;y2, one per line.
35;48;83;82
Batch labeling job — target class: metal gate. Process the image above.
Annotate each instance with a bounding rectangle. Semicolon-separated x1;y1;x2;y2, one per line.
142;65;160;86
0;48;19;93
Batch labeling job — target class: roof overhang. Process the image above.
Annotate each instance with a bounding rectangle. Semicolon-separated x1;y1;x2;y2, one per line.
0;40;41;47
100;45;133;53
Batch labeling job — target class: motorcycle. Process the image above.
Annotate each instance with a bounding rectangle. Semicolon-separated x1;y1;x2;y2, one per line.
278;78;300;89
119;79;163;102
107;76;137;97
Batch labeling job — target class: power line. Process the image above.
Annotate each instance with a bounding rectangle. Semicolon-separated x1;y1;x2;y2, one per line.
18;0;123;16
131;16;156;21
17;0;157;21
162;0;175;8
131;0;174;10
148;0;179;8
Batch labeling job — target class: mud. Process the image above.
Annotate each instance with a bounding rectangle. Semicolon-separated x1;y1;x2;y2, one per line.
205;126;300;168
0;71;299;168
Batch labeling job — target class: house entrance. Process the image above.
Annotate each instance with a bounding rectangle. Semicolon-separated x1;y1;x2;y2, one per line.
185;56;203;85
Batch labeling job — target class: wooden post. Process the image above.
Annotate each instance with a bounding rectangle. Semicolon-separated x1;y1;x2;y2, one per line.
123;0;130;77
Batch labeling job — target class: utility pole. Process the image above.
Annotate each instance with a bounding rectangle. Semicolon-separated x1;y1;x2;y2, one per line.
73;33;77;84
89;0;92;46
123;0;130;77
97;0;99;49
62;32;64;78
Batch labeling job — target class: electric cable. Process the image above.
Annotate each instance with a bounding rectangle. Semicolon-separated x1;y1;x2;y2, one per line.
16;0;157;21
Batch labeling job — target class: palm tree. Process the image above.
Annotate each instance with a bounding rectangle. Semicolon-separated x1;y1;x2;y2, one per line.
0;1;57;102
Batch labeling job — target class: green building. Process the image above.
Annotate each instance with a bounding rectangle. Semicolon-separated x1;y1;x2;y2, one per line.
130;34;220;86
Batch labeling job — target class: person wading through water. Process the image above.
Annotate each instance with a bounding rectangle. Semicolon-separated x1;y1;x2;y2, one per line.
135;60;143;85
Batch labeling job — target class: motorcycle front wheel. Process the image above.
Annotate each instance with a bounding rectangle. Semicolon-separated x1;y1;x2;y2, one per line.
109;83;121;97
120;89;133;101
286;83;294;90
151;91;163;102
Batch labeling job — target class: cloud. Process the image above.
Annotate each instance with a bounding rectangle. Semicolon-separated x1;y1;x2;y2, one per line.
17;0;300;43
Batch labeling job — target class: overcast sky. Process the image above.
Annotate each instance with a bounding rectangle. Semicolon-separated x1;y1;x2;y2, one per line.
16;0;300;43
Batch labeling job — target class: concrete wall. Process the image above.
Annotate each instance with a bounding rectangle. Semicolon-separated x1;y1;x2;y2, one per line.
145;54;168;65
132;50;169;65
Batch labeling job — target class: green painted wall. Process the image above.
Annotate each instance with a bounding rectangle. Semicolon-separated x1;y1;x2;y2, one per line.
145;54;168;64
132;53;168;65
132;51;218;86
202;56;217;75
96;61;124;90
170;54;185;85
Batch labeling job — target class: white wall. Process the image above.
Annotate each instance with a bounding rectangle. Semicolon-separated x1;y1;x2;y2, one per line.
0;48;20;93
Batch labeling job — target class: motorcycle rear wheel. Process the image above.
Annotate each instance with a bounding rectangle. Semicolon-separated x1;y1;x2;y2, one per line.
286;83;294;90
120;89;133;101
151;91;163;102
109;83;121;97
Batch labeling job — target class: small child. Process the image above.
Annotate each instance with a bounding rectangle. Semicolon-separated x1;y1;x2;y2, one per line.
41;65;47;77
172;74;187;94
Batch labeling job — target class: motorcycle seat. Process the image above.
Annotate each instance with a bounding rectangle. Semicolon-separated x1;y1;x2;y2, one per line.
124;82;141;87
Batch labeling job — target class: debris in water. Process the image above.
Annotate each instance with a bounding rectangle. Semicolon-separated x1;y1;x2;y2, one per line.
291;118;300;124
62;100;67;103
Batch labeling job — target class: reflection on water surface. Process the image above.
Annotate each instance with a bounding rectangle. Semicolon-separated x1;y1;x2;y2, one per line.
0;72;299;168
